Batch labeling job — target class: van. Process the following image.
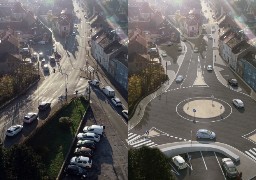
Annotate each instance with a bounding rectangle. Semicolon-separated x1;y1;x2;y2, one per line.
102;86;115;97
83;125;105;135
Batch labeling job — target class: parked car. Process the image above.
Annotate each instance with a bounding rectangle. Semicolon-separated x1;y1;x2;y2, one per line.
50;56;55;63
178;46;182;51
38;102;51;111
176;75;184;83
221;158;239;178
172;155;187;170
74;147;93;157
208;34;213;39
193;47;199;53
39;52;44;59
111;97;122;107
77;140;96;149
207;65;213;71
167;42;173;46
43;64;49;72
83;125;105;135
38;41;46;45
232;99;244;108
77;132;100;142
89;79;100;87
70;156;92;168
196;129;216;139
228;78;238;87
161;53;167;57
6;125;23;137
180;36;186;42
122;110;128;119
64;164;88;178
24;112;38;123
72;31;76;36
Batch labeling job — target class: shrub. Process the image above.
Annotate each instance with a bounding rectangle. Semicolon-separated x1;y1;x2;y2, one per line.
59;117;72;130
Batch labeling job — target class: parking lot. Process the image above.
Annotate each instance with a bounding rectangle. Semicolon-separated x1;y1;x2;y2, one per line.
171;151;235;180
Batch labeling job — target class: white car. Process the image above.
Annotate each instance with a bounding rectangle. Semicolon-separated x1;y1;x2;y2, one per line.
207;65;213;71
6;125;23;137
38;41;46;45
232;99;244;108
39;52;44;59
77;132;100;142
193;47;199;53
208;34;213;39
24;112;38;123
70;156;92;168
172;155;187;170
122;110;128;119
83;125;105;135
111;97;122;107
175;75;184;83
161;53;167;57
43;64;49;72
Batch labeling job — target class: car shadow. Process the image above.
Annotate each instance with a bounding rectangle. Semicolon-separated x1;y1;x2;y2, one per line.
3;132;23;148
22;120;39;137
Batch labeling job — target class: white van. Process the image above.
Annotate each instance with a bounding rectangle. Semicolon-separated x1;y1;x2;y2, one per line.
83;125;105;135
102;86;115;97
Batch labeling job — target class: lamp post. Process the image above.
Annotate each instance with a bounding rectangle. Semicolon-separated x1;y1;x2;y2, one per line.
63;73;68;101
191;130;192;147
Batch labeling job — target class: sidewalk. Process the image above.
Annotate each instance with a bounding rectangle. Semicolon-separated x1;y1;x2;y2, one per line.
128;42;187;131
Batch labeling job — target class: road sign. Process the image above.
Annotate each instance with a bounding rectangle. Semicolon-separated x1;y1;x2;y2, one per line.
193;109;196;113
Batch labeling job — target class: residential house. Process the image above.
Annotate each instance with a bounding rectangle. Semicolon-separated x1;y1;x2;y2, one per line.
91;29;125;72
183;14;199;37
219;29;236;64
0;32;19;55
128;28;147;55
237;51;256;95
53;14;71;37
109;51;128;90
0;53;24;75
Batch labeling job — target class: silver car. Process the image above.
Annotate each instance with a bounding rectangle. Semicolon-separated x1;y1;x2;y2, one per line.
6;125;23;137
196;129;216;139
232;99;244;108
176;75;184;83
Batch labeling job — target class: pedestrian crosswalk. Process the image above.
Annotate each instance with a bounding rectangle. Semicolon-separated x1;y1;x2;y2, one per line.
245;148;256;161
127;133;158;149
75;78;89;94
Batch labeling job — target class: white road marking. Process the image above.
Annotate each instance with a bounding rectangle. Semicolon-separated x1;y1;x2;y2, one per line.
186;153;193;170
214;152;226;180
200;151;208;170
170;163;180;176
245;151;256;161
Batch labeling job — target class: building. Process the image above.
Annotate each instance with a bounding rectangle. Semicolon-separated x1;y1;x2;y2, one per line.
109;51;128;90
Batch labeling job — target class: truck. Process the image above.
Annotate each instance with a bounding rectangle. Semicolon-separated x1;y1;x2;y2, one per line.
102;86;115;97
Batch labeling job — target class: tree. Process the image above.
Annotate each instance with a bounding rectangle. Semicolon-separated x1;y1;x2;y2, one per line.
129;146;175;180
4;145;46;180
128;74;142;109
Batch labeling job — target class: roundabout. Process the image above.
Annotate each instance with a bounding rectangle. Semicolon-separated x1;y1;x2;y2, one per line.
176;97;232;123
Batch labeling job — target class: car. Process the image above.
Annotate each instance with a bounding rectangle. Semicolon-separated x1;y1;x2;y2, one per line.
161;53;167;57
172;155;187;170
32;52;38;61
228;78;238;86
202;25;206;30
89;79;100;87
6;125;23;137
41;58;46;64
43;64;49;72
208;34;213;39
211;26;216;32
72;31;76;36
70;156;92;168
193;47;199;53
212;15;216;19
74;147;93;157
178;46;182;51
221;158;239;178
196;129;216;139
77;132;100;142
38;102;51;111
111;97;122;107
74;24;78;29
232;99;244;108
180;36;186;41
39;52;44;59
77;140;96;149
64;164;88;178
50;56;55;63
38;41;46;45
175;75;184;83
83;125;105;135
122;110;128;119
24;112;38;123
167;42;173;46
207;65;213;71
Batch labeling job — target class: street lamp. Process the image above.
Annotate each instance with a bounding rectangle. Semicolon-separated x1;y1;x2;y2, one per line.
63;73;68;101
191;130;192;147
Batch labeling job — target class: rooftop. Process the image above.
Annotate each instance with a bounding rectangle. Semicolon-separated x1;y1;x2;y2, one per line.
104;41;122;54
226;36;242;49
232;41;251;54
99;35;114;49
114;51;128;67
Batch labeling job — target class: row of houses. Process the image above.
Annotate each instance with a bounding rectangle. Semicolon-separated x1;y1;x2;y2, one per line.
218;15;256;93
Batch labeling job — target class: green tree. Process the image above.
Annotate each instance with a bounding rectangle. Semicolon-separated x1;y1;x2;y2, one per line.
0;75;14;98
128;74;142;109
129;146;175;180
4;145;46;180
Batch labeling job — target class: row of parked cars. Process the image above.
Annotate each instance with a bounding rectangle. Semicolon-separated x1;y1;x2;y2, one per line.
89;79;128;120
64;124;105;178
5;102;51;137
